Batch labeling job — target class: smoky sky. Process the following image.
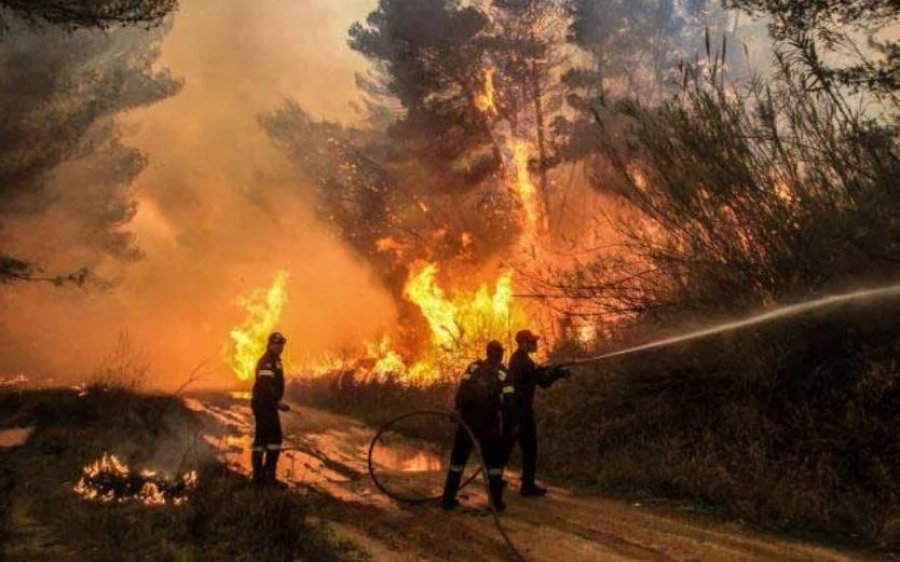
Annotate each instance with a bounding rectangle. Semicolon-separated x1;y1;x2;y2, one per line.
0;0;396;388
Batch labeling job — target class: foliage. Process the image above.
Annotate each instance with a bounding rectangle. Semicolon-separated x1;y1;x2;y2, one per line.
0;14;181;283
726;0;900;95
0;0;177;31
260;98;525;296
556;56;900;321
530;23;900;546
349;0;499;189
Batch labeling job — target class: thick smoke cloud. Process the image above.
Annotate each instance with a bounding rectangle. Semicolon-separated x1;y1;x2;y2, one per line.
0;0;395;388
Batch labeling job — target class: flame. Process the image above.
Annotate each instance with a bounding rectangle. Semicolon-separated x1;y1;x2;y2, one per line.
296;262;531;384
227;271;289;381
73;453;198;506
139;481;166;506
375;237;407;254
403;263;461;348
392;262;527;382
513;140;542;237
475;68;498;118
576;323;597;347
366;335;408;377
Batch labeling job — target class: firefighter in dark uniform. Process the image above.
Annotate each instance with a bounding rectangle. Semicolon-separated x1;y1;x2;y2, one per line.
441;340;518;512
506;329;569;497
251;332;291;486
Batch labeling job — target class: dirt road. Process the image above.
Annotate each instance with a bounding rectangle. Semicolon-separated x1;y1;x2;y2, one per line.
190;393;885;562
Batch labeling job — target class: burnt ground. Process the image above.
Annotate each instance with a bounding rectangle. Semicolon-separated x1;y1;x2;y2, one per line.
192;392;892;562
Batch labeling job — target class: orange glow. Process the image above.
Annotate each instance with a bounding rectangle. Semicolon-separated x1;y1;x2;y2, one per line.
375;237;407;254
227;270;289;382
297;262;531;384
512;139;542;238
475;68;498;118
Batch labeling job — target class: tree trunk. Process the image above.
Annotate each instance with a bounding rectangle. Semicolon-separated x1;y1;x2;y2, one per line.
530;60;551;231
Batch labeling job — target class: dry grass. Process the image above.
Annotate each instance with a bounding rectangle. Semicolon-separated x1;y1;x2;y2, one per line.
0;388;351;561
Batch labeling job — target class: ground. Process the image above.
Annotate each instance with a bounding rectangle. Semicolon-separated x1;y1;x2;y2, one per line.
193;392;890;562
0;387;891;561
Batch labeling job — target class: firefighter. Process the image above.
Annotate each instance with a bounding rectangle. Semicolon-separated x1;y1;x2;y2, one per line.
506;329;570;497
441;340;518;512
251;331;291;486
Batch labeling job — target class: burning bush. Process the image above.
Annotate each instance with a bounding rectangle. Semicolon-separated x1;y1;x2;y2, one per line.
534;33;900;547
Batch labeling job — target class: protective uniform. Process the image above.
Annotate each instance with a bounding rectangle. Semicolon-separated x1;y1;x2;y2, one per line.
251;341;285;485
441;348;518;511
506;337;568;495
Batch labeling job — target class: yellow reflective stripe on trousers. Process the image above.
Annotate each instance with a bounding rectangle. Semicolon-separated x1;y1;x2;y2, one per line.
502;386;515;394
487;468;504;476
266;444;281;450
449;465;465;473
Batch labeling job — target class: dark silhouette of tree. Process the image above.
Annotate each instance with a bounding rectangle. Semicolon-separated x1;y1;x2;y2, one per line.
349;0;500;191
0;18;181;283
0;0;177;31
487;0;567;221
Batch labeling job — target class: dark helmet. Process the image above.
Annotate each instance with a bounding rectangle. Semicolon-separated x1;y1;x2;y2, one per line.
268;332;287;345
515;329;539;346
486;340;504;360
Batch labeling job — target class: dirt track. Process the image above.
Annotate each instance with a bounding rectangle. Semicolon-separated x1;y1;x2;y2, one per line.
192;393;886;562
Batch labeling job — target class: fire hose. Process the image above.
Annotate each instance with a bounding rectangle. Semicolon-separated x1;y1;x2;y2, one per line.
552;284;900;371
367;410;526;562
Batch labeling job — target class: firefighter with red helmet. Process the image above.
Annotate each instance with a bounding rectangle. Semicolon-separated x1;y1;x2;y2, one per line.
506;329;570;497
441;340;519;511
251;332;291;486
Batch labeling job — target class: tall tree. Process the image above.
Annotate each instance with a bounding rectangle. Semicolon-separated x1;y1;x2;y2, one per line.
488;0;568;220
349;0;500;191
0;17;181;283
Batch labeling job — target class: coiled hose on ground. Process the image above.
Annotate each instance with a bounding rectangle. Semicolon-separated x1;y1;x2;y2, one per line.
367;409;525;561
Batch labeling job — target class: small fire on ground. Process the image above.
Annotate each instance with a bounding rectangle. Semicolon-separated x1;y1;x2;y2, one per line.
73;453;198;507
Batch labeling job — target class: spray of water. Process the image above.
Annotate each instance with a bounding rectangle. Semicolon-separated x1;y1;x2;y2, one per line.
561;284;900;368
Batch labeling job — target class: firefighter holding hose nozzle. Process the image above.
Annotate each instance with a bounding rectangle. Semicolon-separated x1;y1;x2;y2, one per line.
251;331;291;487
441;340;519;512
506;329;570;497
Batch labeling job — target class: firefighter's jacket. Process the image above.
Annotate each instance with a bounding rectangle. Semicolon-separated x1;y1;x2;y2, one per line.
455;359;519;432
251;351;285;411
509;348;564;417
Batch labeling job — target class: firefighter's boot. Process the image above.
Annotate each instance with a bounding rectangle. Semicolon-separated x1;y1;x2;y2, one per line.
251;449;265;484
264;449;284;487
441;469;463;509
489;475;506;512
